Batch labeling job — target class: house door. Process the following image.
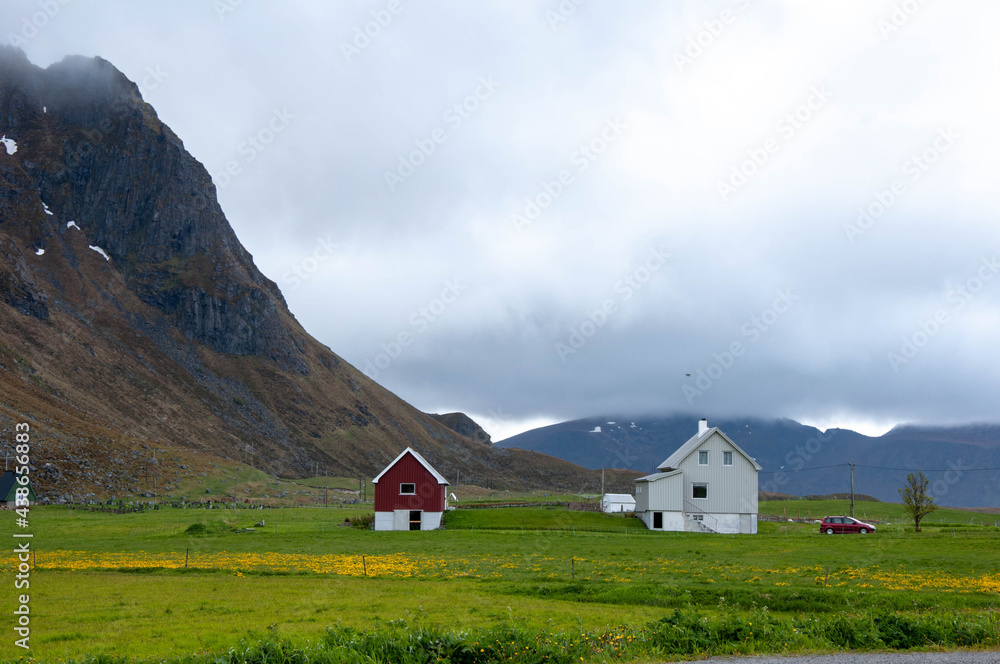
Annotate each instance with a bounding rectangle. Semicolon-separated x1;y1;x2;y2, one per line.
653;512;663;529
409;510;422;531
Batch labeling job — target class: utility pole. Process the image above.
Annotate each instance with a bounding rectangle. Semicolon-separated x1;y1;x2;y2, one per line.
324;467;328;508
850;462;855;518
601;468;605;495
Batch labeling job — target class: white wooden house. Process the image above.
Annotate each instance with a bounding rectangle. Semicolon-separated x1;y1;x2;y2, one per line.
634;419;760;534
600;493;636;513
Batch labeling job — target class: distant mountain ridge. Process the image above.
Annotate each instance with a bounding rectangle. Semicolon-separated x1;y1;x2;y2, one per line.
495;416;1000;507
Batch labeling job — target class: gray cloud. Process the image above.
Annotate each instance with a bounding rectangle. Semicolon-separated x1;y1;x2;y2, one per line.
4;0;999;439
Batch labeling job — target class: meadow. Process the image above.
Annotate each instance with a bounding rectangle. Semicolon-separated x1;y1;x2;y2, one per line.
2;502;999;662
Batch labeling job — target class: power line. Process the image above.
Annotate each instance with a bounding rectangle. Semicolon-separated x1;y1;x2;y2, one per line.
855;464;1000;473
760;463;1000;474
759;463;848;474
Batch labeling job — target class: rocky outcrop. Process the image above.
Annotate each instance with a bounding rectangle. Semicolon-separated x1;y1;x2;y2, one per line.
429;412;492;444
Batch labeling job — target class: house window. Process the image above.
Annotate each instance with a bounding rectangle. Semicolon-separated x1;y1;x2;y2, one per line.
636;485;642;494
723;451;733;466
692;483;708;499
692;514;704;521
400;483;416;495
698;451;709;465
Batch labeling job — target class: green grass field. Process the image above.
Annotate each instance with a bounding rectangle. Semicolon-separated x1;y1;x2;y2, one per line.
758;498;1000;527
3;504;999;662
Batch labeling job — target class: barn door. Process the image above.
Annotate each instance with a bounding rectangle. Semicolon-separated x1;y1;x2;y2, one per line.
653;512;663;529
409;510;422;531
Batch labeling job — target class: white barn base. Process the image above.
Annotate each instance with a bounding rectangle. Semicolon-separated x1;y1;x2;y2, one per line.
374;510;444;531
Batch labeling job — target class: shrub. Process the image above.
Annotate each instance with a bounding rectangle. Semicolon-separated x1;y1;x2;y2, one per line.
184;521;232;536
347;512;374;530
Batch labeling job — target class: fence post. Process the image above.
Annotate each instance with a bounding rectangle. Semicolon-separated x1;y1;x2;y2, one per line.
362;555;367;577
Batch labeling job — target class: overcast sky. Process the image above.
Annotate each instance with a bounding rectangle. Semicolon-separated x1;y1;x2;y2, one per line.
5;1;1000;440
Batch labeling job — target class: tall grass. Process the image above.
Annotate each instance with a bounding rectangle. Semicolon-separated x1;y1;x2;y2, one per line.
43;610;1000;663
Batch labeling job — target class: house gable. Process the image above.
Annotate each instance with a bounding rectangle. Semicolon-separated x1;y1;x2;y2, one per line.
373;448;448;514
657;428;761;472
372;447;449;486
671;430;759;516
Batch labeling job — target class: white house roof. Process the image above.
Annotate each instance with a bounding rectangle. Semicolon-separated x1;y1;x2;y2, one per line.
371;447;450;485
656;427;762;471
601;493;636;504
635;469;683;482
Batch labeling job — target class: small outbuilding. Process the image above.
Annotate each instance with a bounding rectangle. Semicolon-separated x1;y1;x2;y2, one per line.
372;447;449;531
600;493;636;513
0;471;36;507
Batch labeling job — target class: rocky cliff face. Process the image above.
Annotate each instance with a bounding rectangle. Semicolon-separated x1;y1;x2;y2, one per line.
2;50;303;369
0;47;604;499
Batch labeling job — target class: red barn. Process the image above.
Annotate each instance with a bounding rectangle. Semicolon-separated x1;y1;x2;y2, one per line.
372;447;450;531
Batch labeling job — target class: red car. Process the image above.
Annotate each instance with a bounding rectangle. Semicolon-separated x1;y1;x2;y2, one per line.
819;516;876;534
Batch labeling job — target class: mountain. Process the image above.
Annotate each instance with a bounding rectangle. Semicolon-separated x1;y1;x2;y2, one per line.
495;416;1000;507
0;48;616;500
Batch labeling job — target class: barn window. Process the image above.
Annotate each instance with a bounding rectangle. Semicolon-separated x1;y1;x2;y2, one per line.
698;451;709;465
692;483;708;499
636;485;642;494
400;483;416;495
723;451;733;466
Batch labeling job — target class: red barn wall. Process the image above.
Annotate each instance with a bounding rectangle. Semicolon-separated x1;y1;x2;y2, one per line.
374;453;445;512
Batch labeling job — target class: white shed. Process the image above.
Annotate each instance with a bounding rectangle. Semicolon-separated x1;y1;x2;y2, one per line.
600;493;636;513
